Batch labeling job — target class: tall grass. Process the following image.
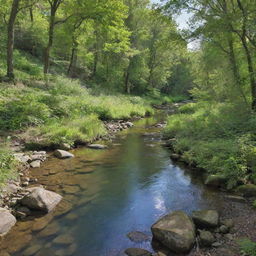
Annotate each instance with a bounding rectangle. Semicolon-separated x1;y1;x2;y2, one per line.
0;77;153;148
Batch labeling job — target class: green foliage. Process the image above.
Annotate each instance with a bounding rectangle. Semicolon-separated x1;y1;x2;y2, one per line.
164;102;256;188
0;76;153;148
0;146;17;187
239;239;256;256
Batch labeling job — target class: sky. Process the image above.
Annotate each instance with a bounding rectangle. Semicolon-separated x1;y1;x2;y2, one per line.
151;0;198;50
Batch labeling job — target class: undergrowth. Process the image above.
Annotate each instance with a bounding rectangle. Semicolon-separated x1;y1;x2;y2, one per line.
164;101;256;188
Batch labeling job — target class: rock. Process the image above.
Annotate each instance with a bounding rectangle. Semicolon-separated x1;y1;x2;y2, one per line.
237;184;256;197
170;154;180;160
192;210;219;228
205;174;227;187
220;219;234;229
22;182;29;187
30;152;47;162
151;211;195;253
30;160;41;168
32;215;54;232
21;187;62;213
198;230;215;247
225;195;246;203
224;233;233;240
54;149;74;159
127;231;150;243
22;244;41;256
0;208;16;235
15;206;31;219
212;242;222;247
219;225;229;234
53;234;74;245
124;248;152;256
126;122;134;128
6;183;20;194
59;143;71;151
87;144;107;149
14;153;31;163
38;222;60;237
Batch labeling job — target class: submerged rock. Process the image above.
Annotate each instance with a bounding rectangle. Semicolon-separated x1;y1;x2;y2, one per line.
54;150;74;159
124;248;152;256
192;210;219;228
237;184;256;197
151;211;195;253
53;234;74;245
0;208;16;235
127;231;150;243
21;187;62;212
87;144;107;149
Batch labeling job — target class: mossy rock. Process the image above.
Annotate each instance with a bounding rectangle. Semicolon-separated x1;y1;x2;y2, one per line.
236;184;256;197
205;174;227;187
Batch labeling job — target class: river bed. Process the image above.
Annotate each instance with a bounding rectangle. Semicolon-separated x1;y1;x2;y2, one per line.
0;115;240;256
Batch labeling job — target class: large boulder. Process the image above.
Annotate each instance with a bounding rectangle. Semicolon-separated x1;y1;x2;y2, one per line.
0;208;16;235
54;150;74;159
237;184;256;197
21;187;62;213
192;210;219;228
151;211;195;253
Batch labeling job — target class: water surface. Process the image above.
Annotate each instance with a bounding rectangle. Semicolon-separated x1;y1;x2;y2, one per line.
0;116;224;256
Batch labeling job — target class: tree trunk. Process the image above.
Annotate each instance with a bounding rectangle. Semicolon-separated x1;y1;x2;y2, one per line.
227;36;248;105
6;0;20;80
124;61;132;94
44;8;56;74
236;0;256;110
241;36;256;110
67;40;78;77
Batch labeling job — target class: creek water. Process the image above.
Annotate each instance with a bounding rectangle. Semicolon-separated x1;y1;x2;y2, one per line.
0;114;225;256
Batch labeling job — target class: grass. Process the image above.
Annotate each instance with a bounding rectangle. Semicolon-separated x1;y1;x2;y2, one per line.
239;239;256;256
0;76;153;149
164;101;256;189
0;145;17;189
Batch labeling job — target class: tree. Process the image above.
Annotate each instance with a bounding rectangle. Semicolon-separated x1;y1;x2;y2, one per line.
6;0;21;80
44;0;67;74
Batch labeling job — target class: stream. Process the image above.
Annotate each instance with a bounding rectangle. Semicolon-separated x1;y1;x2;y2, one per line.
0;113;227;256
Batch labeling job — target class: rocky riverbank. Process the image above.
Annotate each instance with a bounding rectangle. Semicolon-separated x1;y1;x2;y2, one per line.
124;202;256;256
